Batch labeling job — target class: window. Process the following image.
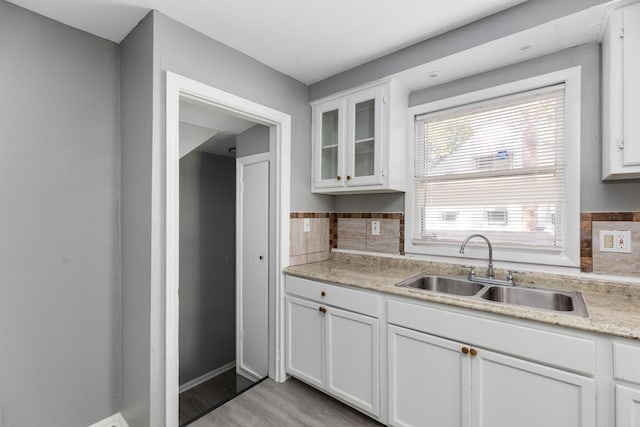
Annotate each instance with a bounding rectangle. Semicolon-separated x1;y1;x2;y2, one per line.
406;68;581;267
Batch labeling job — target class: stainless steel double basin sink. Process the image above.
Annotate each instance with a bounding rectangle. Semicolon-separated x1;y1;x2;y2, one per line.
395;274;589;317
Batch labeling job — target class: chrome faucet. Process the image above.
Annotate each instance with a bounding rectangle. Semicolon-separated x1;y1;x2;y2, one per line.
459;234;494;279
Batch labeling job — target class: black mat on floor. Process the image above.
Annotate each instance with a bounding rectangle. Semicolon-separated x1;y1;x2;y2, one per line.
179;367;265;427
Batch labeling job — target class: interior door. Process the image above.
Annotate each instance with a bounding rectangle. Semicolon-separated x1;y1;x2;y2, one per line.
237;155;269;380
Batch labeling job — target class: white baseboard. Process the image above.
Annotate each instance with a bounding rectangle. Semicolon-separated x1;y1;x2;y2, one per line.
237;366;263;383
88;412;129;427
179;361;236;393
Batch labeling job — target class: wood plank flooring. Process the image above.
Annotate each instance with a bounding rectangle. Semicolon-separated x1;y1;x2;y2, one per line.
188;377;383;426
180;368;257;426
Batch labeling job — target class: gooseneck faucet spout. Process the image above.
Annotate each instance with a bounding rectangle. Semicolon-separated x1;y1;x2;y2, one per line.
459;234;494;279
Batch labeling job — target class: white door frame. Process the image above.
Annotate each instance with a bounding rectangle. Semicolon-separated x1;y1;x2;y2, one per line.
165;71;291;427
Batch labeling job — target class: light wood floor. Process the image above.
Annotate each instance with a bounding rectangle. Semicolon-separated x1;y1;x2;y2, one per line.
188;377;383;426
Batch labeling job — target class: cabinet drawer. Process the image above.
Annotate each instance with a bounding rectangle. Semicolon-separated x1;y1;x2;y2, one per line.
286;275;379;317
614;342;640;385
388;299;595;375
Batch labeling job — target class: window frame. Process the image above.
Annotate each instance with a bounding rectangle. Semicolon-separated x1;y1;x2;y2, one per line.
405;67;581;268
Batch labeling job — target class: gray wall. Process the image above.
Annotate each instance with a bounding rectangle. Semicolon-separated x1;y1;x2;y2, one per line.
334;193;404;212
410;42;640;212
154;11;332;213
179;152;235;384
120;12;155;427
237;125;270;157
0;2;121;427
121;11;335;425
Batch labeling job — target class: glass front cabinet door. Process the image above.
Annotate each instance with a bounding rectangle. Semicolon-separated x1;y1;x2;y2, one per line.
313;97;346;189
311;79;408;194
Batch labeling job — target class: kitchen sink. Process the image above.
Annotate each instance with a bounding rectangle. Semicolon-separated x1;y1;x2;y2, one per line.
396;274;485;296
479;285;589;317
395;274;589;317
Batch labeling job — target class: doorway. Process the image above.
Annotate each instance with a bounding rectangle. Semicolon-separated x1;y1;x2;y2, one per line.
165;72;291;427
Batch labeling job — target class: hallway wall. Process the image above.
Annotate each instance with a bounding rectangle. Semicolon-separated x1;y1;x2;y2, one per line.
179;151;236;385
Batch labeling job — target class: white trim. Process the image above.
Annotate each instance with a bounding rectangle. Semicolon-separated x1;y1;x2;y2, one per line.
88;413;130;427
405;66;582;269
178;361;236;393
236;152;271;383
165;71;291;427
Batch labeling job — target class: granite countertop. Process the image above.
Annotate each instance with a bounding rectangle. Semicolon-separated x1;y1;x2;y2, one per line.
284;252;640;341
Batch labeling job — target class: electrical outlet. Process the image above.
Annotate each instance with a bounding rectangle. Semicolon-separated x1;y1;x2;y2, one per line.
371;221;380;236
303;218;310;233
599;230;631;253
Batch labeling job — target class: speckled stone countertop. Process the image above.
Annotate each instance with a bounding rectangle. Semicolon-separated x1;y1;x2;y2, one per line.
284;252;640;341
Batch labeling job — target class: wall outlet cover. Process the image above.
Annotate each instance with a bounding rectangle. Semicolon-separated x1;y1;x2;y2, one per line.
599;230;631;253
303;218;311;233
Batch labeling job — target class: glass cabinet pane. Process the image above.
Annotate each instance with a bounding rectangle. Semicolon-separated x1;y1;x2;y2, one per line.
354;99;375;177
321;109;339;180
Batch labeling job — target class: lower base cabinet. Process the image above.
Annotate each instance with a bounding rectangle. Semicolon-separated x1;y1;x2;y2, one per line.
617;385;640;427
388;325;596;427
285;295;380;417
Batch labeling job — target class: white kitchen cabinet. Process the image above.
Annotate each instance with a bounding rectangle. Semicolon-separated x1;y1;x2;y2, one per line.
325;306;379;416
387;300;595;427
388;325;469;427
472;347;595;427
614;342;640;426
285;276;381;417
602;2;640;180
310;79;408;194
617;385;640;427
285;297;325;388
388;324;595;427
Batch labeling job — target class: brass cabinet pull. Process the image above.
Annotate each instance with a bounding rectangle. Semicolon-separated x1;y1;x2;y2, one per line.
337;175;342;181
318;306;327;314
321;291;326;297
346;175;352;180
470;348;478;357
461;347;469;355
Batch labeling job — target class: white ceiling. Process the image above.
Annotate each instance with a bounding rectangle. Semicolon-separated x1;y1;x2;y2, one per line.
179;98;256;158
8;0;526;84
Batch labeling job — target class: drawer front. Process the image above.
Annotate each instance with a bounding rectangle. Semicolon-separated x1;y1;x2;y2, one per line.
388;299;595;376
285;275;379;317
614;342;640;385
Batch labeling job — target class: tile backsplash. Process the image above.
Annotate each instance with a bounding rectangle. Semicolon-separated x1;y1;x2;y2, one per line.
581;212;640;277
289;213;331;266
334;213;404;255
289;212;404;266
291;210;639;276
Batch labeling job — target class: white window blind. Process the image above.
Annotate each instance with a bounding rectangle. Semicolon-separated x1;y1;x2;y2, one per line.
413;84;566;250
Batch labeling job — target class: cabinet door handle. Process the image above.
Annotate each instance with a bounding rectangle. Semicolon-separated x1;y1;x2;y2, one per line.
346;175;352;181
461;347;469;355
318;306;327;314
470;348;478;357
259;255;264;260
321;291;326;297
336;175;342;181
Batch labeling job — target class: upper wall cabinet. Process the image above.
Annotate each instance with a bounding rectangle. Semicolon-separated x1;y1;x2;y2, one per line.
602;2;640;180
311;79;409;194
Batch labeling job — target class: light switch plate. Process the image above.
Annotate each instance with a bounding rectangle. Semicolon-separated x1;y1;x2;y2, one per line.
599;230;631;253
371;221;380;236
303;218;310;233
